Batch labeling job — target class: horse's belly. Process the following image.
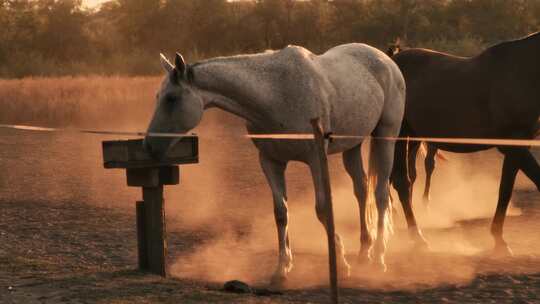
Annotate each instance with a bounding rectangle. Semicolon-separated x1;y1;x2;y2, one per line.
250;139;315;162
250;137;365;163
434;143;493;153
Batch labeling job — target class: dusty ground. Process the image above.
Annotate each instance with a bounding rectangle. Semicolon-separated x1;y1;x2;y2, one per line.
1;195;539;304
1;111;540;303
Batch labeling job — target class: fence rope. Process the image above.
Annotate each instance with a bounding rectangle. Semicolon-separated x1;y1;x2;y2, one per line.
1;123;540;147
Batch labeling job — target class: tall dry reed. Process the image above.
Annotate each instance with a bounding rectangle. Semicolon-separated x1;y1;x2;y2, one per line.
0;76;161;130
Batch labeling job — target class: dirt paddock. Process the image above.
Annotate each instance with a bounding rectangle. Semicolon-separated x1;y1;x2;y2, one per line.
1;112;540;303
1;196;540;304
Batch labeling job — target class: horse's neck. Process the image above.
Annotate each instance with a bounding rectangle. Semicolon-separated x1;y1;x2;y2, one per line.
192;55;274;125
485;32;540;62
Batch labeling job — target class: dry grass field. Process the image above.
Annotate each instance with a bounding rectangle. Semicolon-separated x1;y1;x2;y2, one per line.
1;77;540;303
0;77;159;129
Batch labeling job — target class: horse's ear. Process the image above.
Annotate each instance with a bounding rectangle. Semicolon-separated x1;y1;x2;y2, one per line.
175;52;187;75
394;37;402;52
160;53;174;73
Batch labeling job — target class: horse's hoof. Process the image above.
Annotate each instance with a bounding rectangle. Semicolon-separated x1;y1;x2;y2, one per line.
413;239;431;253
339;261;352;279
409;230;430;253
371;259;387;273
493;243;514;258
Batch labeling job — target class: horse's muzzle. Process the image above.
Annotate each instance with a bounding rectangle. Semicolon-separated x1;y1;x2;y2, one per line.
143;137;169;160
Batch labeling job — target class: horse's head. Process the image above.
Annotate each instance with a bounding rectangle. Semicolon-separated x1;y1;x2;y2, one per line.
386;37;402;57
144;53;203;159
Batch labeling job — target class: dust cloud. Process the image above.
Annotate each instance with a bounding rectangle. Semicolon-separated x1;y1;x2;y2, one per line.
168;122;540;290
1;77;539;291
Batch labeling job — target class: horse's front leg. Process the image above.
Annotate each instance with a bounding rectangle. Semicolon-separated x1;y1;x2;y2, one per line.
309;156;351;278
259;153;292;286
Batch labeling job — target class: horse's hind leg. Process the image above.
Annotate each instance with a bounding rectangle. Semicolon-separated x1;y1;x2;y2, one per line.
492;147;540;256
491;149;519;256
309;157;351;277
407;141;420;185
407;141;421;209
510;147;540;190
423;145;437;207
259;153;293;285
342;144;372;264
368;136;394;272
390;130;428;249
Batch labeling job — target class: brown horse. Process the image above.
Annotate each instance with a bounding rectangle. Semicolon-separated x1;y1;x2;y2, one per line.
388;32;540;255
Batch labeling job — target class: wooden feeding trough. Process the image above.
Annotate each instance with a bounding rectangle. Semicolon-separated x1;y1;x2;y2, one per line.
102;137;198;277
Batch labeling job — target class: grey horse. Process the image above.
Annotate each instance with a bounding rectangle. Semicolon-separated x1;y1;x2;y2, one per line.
143;44;406;284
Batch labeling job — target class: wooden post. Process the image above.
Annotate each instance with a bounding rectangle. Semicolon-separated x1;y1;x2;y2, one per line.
136;200;148;269
310;118;339;304
102;138;198;277
142;186;167;276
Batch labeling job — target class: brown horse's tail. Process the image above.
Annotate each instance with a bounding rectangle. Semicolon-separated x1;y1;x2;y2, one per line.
419;142;449;161
436;150;448;161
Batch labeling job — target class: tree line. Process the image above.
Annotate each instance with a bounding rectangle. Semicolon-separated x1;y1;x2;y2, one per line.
1;0;539;77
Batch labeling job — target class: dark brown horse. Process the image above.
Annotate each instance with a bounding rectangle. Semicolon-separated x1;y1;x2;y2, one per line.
387;32;540;255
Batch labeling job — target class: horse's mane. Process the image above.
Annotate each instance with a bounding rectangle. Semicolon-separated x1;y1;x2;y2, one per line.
416;48;467;59
191;49;279;69
395;47;468;61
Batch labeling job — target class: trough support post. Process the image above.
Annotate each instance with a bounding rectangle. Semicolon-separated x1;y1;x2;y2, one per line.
136;200;149;270
140;185;167;277
310;118;339;304
103;138;198;278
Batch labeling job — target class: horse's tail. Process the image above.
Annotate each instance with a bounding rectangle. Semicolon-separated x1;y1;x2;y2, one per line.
419;142;427;159
366;139;394;244
419;142;449;161
436;150;448;161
